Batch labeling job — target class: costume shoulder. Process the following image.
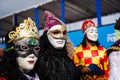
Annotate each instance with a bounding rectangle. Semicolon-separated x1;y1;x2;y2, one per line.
74;44;83;53
107;39;120;55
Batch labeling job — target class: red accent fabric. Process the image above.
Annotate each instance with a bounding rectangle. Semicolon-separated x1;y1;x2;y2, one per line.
82;19;96;32
91;50;99;57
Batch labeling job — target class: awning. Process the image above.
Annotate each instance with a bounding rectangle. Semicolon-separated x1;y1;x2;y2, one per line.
0;0;52;19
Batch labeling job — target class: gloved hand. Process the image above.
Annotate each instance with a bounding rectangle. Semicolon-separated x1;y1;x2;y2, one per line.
88;64;104;75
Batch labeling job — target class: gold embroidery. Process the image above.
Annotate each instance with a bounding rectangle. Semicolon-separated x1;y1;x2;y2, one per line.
8;17;39;43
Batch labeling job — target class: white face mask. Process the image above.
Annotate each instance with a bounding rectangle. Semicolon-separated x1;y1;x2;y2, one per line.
17;54;38;72
85;27;98;41
47;25;67;49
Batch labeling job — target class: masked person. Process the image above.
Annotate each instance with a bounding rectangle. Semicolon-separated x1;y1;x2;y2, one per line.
107;17;120;80
0;17;41;80
72;19;109;80
38;11;79;80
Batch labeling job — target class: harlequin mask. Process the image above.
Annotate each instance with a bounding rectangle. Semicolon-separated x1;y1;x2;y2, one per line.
47;25;67;49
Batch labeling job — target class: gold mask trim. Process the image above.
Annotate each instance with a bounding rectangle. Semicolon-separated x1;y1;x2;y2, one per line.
8;17;39;43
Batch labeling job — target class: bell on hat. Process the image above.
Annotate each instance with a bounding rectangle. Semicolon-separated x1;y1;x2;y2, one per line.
82;19;96;32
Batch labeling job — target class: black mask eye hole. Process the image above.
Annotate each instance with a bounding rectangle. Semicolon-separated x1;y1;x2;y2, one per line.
53;31;60;34
21;45;29;50
34;46;40;52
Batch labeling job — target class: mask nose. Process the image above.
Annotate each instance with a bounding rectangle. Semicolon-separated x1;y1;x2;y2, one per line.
94;33;98;36
59;33;64;39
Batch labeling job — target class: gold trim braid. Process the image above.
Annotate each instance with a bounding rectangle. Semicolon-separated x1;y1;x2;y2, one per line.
108;46;120;51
